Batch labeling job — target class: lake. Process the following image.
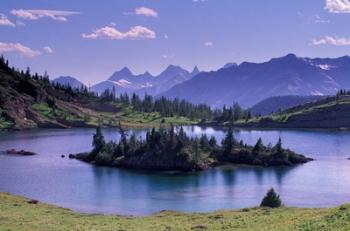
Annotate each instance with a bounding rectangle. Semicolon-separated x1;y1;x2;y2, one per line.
1;126;350;215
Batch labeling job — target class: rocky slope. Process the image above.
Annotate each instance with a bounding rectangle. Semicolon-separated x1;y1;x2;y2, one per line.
0;65;119;129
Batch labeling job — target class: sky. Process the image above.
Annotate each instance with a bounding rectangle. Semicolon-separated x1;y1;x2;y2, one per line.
1;0;350;85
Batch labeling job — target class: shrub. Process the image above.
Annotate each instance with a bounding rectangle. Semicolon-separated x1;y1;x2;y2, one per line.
260;188;282;208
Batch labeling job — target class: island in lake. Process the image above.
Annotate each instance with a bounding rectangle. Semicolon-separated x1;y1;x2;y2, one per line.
71;125;312;171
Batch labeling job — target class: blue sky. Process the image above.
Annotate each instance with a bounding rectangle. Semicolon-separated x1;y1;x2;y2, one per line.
1;0;350;84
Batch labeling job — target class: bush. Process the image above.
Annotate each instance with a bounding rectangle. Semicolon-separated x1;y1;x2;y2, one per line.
260;188;282;208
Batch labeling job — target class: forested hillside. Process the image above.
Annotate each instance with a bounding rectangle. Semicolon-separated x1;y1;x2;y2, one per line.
0;57;212;129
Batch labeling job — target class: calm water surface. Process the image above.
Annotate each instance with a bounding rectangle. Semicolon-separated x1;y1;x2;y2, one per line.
0;126;350;215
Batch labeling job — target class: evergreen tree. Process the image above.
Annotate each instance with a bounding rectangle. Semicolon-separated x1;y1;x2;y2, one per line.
126;133;137;155
222;126;236;154
118;122;129;155
199;134;210;150
193;138;200;163
92;126;105;155
209;136;217;147
253;138;264;153
168;124;177;149
178;126;188;147
273;137;283;153
260;188;282;208
233;103;242;121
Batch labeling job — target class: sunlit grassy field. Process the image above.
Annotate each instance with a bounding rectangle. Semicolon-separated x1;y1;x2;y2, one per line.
1;192;350;231
30;102;197;129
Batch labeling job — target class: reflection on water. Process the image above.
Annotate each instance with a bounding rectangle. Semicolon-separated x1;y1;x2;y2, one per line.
0;126;350;215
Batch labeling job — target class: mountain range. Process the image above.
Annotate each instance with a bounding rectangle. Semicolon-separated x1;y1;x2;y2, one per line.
90;65;200;96
161;53;350;107
54;54;350;108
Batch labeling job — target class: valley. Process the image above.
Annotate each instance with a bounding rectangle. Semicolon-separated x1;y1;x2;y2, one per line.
2;1;350;230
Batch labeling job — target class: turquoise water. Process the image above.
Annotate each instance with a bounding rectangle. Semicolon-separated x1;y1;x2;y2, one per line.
0;126;350;215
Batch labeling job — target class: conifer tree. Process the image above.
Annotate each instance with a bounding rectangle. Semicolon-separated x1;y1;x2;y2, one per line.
253;138;264;153
92;126;105;155
199;134;210;150
222;126;235;154
209;136;217;147
260;188;282;208
273;137;283;153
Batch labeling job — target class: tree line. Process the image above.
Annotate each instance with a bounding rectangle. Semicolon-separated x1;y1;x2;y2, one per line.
100;87;253;122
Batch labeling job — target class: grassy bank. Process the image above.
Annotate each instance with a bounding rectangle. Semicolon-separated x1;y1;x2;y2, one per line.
1;193;350;231
28;101;198;129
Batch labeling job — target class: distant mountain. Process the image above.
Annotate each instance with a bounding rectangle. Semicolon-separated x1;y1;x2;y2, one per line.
250;95;327;116
52;76;85;89
137;65;200;95
222;62;238;69
91;65;200;96
92;67;155;95
161;54;350;108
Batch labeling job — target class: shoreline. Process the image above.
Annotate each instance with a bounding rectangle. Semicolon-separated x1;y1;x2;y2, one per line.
1;191;350;230
0;191;340;216
3;122;350;133
71;152;313;173
201;123;350;133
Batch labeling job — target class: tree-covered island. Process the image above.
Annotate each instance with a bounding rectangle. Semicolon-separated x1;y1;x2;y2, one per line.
71;125;313;171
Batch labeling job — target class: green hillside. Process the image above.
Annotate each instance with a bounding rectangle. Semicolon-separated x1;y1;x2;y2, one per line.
235;94;350;129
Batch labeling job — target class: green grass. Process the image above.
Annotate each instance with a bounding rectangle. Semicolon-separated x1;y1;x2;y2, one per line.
32;103;83;122
0;117;13;129
31;102;197;129
0;109;14;129
32;103;53;118
1;192;350;231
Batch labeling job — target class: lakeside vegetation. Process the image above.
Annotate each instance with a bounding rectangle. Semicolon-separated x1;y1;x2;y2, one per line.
72;125;312;171
2;192;350;231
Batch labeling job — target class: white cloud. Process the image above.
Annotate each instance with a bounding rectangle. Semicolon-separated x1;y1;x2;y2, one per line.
204;42;213;46
43;46;53;54
164;34;169;39
312;36;350;46
0;14;15;27
135;7;158;18
82;25;156;40
11;9;80;21
0;42;41;57
16;21;25;26
314;15;330;23
325;0;350;13
162;54;174;59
